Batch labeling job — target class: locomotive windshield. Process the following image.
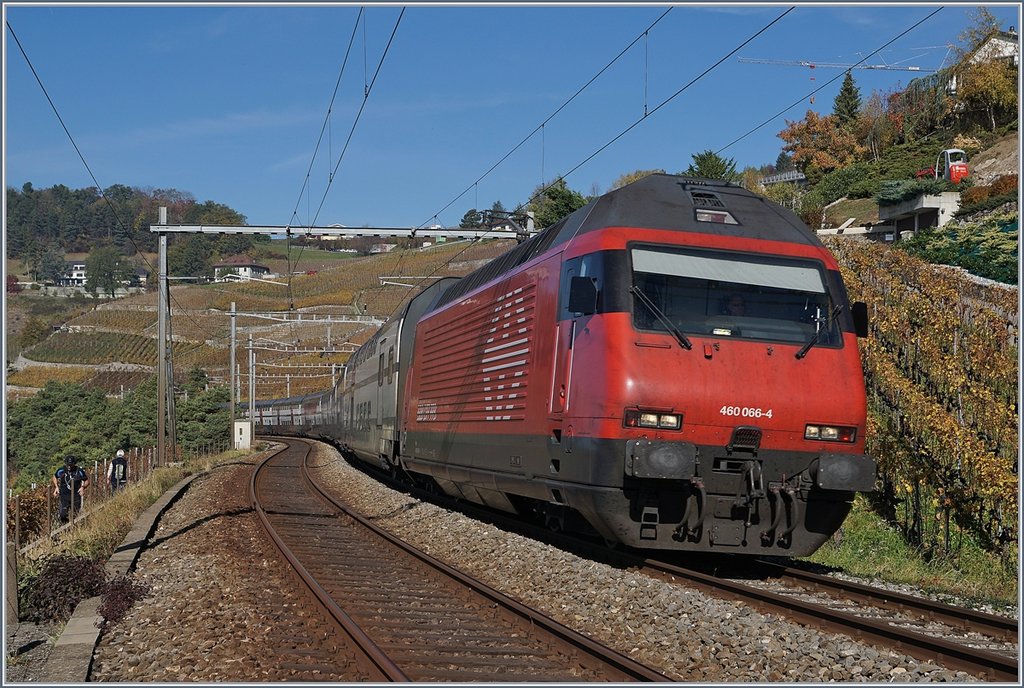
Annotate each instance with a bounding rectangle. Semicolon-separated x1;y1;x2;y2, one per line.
630;246;841;346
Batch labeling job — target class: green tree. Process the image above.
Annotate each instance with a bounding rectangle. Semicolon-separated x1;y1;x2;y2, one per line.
38;246;68;284
119;377;158;449
683;150;739;182
774;152;795;173
167;235;214;278
85;245;131;297
459;208;483;228
6;381;122;489
525;178;588;228
182;200;247;225
184;366;209;396
177;386;231;453
832;71;862;128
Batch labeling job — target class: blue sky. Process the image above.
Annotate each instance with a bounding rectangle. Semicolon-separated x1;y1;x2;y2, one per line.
4;2;1021;230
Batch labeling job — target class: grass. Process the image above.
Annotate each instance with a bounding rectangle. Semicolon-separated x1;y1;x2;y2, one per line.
20;449;253;565
825;197;880;227
804;496;1018;612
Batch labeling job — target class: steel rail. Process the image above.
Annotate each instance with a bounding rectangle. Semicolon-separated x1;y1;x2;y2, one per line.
298;441;671;683
754;558;1019;643
251;446;409;682
640;558;1018;682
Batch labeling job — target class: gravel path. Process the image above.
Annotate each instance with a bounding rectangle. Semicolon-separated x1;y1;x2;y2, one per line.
11;443;996;682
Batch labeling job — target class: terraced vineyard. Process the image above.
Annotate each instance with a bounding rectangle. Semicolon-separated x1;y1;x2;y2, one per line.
72;308;157;332
25;331;158;366
6;365;96;388
8;238;520;401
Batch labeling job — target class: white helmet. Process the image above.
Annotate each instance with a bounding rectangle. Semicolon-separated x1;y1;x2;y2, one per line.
116;449;125;458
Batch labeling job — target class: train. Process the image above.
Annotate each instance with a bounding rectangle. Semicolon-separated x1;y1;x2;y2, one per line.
256;174;876;556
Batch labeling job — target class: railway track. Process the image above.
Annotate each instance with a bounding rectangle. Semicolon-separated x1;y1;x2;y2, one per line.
251;438;669;682
638;555;1019;683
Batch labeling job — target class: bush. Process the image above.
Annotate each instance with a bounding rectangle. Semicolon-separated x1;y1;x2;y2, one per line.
990;174;1018;196
874;178;953;206
954;192;1019;219
20;553;107;623
961;186;992;206
97;575;150;629
846;179;881;199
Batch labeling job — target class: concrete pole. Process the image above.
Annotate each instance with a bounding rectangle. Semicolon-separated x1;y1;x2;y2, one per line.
229;302;236;433
248;335;255;425
157;208;168;467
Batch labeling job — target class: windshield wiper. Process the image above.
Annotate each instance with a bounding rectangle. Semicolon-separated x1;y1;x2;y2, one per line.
630;286;692;350
795;304;842;359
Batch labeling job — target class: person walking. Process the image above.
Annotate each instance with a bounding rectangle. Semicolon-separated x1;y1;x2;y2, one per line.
108;449;128;492
53;455;89;524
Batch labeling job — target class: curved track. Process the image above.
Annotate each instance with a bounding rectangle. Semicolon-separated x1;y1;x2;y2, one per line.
251;438;669;682
638;556;1018;682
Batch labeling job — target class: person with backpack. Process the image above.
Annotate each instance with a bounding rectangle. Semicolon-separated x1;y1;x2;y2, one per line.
52;455;90;524
108;449;128;492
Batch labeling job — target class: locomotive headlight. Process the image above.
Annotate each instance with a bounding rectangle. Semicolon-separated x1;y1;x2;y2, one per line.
624;409;682;430
805;424;856;442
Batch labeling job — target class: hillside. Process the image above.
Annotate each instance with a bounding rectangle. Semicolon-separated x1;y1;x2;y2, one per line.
825;130;1019;227
6;238;515;400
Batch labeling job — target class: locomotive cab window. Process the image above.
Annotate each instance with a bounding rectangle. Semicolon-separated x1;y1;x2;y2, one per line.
630;246;841;347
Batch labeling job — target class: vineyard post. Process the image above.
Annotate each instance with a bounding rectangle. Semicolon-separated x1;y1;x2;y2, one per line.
46;489;52;538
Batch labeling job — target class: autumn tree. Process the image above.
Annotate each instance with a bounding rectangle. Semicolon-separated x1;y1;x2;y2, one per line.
777;110;866;183
611;169;665;189
739;166;763;192
856;91;897;162
954;6;1002;61
956;58;1018;131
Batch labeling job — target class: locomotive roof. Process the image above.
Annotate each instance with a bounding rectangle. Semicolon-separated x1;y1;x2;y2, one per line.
562;173;820;246
432;174;821;311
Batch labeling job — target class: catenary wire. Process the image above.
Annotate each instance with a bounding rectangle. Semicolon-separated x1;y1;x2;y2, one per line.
403;6;795;292
416;7;674;231
716;7;943;155
5;19;224;346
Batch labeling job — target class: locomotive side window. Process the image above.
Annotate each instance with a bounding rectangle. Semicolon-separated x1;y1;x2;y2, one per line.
387;345;395;385
560;252;605;318
630;246;841;346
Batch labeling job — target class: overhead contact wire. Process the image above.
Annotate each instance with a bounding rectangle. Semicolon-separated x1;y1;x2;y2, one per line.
418;6;675;230
6;20;221;344
716;7;943;155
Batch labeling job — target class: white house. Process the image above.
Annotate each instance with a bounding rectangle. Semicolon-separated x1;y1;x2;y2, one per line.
948;27;1019;96
60;262;87;287
212;255;272;282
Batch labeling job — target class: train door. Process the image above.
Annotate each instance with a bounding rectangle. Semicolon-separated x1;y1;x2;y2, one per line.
550;253;602;430
376;340;386;453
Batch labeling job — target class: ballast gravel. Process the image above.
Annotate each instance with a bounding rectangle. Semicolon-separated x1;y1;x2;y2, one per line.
85;443;988;682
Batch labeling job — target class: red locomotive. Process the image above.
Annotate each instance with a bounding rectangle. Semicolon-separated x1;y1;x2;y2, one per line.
261;174;875;556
